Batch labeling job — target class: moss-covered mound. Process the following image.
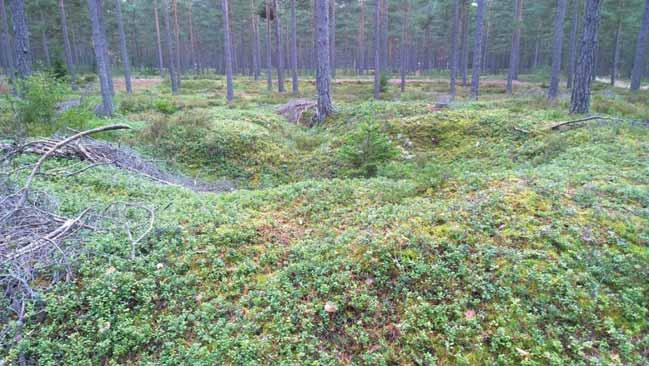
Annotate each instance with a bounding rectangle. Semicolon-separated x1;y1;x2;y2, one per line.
2;76;648;365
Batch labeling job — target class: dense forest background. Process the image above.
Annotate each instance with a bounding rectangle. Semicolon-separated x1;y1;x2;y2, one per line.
2;0;648;88
1;1;648;365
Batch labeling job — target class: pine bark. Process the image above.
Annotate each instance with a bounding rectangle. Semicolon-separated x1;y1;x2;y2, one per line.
162;0;179;94
532;30;541;69
548;0;568;101
272;0;285;92
188;0;197;72
330;0;336;78
630;0;649;91
399;0;409;92
373;0;382;99
506;0;524;95
449;0;461;100
460;0;469;86
567;0;580;89
40;11;51;67
611;23;622;86
570;0;603;114
0;0;13;73
290;0;299;94
251;0;261;80
154;0;165;78
610;0;624;86
265;1;272;90
58;0;76;87
315;0;333;123
171;0;181;83
115;0;132;94
357;0;365;75
470;0;487;99
8;0;31;78
222;0;234;102
380;0;388;71
86;0;113;116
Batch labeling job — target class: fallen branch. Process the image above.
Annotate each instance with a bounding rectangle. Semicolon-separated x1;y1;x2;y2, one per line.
1;125;130;225
2;209;91;263
2;128;235;194
550;116;616;131
21;124;131;199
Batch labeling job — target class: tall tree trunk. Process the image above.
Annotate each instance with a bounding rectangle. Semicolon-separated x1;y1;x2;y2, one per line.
171;0;181;84
315;0;333;122
188;0;197;73
630;0;649;91
0;0;12;73
381;0;388;71
251;0;261;80
86;0;113;116
592;35;599;81
115;0;132;94
449;0;461;100
482;4;491;74
610;14;623;86
8;0;31;78
70;26;80;66
265;1;272;90
470;0;487;99
39;11;51;67
567;0;580;89
548;0;568;101
290;0;299;94
399;0;409;92
58;0;76;87
532;31;541;69
162;0;179;94
154;0;165;78
358;0;365;75
272;0;285;92
506;0;524;95
330;0;336;78
373;0;382;99
222;0;234;102
570;0;603;113
460;0;469;86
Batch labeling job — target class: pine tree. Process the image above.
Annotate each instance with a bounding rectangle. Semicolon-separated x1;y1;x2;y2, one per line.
630;0;649;91
570;0;603;114
8;0;31;78
86;0;113;115
315;0;333;122
470;0;487;99
548;0;568;101
222;0;234;103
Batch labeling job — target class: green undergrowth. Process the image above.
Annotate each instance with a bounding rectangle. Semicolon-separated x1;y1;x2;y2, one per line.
2;75;648;365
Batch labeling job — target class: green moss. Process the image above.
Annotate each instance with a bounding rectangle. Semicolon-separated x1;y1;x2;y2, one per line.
3;75;648;365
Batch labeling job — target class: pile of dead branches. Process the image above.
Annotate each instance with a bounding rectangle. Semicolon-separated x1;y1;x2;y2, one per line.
1;131;235;193
0;125;159;361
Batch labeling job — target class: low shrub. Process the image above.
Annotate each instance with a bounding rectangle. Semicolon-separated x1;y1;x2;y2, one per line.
338;120;399;177
0;73;69;136
120;96;179;115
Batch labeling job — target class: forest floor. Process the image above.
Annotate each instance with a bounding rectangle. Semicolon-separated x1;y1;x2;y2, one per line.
595;77;649;90
1;74;648;365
